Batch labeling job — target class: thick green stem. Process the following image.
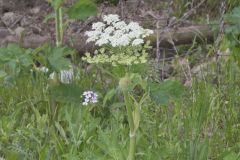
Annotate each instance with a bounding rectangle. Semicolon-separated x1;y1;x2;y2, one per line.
123;90;135;160
128;134;136;160
55;7;63;47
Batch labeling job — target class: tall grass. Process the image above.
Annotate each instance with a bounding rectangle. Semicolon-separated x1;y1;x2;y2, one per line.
0;51;240;159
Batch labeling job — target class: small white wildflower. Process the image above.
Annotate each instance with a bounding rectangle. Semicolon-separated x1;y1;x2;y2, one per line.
59;67;74;84
127;22;141;31
113;21;127;29
48;67;74;84
117;35;130;46
49;72;56;80
142;29;154;38
96;37;109;46
37;66;49;73
85;30;101;43
92;22;105;31
114;30;124;38
104;26;115;34
103;14;120;25
82;91;98;106
132;39;144;46
145;29;154;35
82;102;88;105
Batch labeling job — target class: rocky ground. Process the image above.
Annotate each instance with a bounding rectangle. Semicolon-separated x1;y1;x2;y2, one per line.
0;0;166;53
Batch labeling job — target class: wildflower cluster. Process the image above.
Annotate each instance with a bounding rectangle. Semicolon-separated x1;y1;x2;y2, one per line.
82;91;98;106
85;14;153;47
82;14;153;66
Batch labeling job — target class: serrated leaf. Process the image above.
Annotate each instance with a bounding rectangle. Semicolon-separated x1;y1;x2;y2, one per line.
67;0;97;20
47;47;71;72
149;80;185;105
19;55;33;67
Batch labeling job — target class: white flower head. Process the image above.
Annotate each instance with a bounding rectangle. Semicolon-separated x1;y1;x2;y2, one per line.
132;38;144;46
104;26;115;34
85;30;101;43
95;32;110;46
127;22;142;31
142;29;154;38
92;22;106;31
113;21;127;29
82;91;98;106
37;66;49;73
85;14;154;47
103;14;120;25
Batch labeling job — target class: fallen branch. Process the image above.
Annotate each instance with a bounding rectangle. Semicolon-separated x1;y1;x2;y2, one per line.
150;25;214;48
2;25;214;52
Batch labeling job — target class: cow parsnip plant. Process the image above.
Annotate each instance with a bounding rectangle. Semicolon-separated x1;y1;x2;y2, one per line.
83;14;153;160
82;14;153;66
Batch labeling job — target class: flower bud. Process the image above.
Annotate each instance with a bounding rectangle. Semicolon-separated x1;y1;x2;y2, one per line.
119;76;131;91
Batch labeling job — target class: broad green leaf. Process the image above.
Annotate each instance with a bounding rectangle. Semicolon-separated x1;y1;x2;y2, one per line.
19;54;33;67
47;47;71;72
149;80;185;105
67;0;97;20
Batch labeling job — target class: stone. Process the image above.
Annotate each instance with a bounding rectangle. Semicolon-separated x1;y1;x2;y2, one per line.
0;28;11;38
14;27;25;37
1;12;22;27
20;16;33;27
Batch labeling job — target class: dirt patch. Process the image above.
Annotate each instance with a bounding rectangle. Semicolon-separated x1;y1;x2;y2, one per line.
0;0;162;53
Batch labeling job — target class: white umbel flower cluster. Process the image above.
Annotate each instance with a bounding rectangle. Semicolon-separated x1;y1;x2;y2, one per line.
82;91;98;106
85;14;153;47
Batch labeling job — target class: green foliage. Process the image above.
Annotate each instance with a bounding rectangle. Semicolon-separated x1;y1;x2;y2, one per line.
0;44;33;77
95;0;119;5
224;6;240;47
0;44;34;86
45;47;72;72
32;45;75;74
149;80;185;105
68;0;97;20
51;0;64;10
0;45;240;159
1;4;240;159
52;83;83;103
224;6;240;68
83;41;151;67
